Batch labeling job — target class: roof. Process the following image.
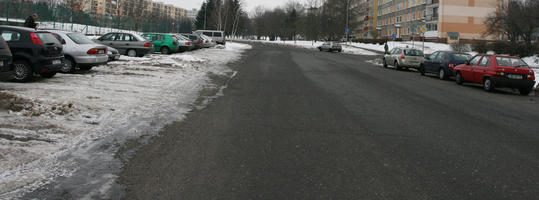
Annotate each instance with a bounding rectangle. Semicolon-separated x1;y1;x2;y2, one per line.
0;25;38;32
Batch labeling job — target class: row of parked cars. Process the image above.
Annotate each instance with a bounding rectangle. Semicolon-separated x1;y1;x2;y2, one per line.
382;47;536;95
0;25;226;82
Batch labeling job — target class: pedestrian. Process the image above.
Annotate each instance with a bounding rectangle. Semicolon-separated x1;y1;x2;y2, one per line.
24;14;38;30
384;42;389;54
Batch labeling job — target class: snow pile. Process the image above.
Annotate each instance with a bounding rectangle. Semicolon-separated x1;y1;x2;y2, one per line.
237;39;378;55
0;42;252;198
349;41;453;55
522;56;539;88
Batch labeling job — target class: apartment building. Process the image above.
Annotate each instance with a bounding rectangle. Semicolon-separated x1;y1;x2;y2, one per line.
352;0;379;39
369;0;500;41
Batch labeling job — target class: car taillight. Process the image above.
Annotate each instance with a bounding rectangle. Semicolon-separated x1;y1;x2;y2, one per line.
400;52;405;59
197;41;201;44
449;62;455;69
144;42;150;47
185;42;191;45
211;40;214;43
87;48;99;54
30;33;43;45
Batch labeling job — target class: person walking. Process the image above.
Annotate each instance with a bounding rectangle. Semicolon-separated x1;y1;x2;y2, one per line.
384;42;389;54
24;14;38;30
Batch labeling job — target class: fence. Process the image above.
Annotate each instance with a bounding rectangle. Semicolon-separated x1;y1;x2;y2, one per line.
0;0;192;35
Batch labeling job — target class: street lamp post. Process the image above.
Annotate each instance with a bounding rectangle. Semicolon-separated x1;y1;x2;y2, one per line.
204;1;207;29
346;0;351;44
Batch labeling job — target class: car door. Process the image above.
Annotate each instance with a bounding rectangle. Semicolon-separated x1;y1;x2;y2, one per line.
392;48;402;65
462;55;482;82
473;55;491;83
424;52;439;73
100;33;117;48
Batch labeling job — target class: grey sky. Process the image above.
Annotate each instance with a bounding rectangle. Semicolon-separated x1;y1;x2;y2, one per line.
154;0;295;12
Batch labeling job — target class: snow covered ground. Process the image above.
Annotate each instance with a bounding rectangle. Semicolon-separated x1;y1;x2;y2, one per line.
0;42;251;199
522;56;539;88
349;41;453;55
235;39;378;55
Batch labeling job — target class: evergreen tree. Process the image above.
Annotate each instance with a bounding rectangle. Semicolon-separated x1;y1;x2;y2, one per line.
195;2;208;29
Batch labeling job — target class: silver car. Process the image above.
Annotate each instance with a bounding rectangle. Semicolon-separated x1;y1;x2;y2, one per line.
173;34;194;52
106;46;120;61
46;30;108;72
318;41;342;52
199;34;216;48
93;32;154;57
383;48;424;70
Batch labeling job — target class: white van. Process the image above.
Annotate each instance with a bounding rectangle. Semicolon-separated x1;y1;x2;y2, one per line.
193;30;226;45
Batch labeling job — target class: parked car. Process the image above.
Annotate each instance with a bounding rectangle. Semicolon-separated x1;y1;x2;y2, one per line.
0;35;14;81
93;32;153;57
454;54;536;95
199;34;216;48
0;26;64;82
173;34;194;52
181;33;203;49
383;48;424;70
193;30;226;45
106;46;120;61
46;30;108;72
141;33;179;54
318;41;342;52
419;51;472;80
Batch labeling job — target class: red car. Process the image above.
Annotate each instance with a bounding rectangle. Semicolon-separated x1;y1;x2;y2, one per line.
453;54;536;95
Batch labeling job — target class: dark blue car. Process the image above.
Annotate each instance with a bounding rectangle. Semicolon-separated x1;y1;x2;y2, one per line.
419;51;472;80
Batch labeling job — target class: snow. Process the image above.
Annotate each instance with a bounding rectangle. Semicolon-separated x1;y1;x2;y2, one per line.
349;41;453;55
0;42;251;198
236;39;378;55
522;56;539;89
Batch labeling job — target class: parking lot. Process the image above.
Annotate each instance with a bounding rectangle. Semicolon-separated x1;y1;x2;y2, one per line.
0;42;251;197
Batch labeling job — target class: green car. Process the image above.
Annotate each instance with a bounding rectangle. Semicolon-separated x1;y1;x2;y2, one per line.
141;33;179;54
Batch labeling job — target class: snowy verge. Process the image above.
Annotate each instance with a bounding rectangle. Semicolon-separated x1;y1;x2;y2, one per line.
522;56;539;89
0;42;252;199
234;39;378;55
349;41;453;55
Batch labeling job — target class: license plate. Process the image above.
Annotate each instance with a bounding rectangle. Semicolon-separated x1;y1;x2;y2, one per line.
115;55;120;59
0;61;3;67
99;50;105;54
507;74;522;79
52;59;62;65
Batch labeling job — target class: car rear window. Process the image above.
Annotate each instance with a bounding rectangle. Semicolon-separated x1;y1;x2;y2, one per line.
214;32;222;37
66;33;94;44
404;49;423;56
37;32;61;45
496;57;529;68
452;53;471;61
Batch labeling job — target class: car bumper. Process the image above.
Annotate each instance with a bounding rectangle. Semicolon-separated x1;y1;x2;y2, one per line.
37;57;64;73
0;70;14;81
75;55;109;65
138;48;154;55
491;77;535;89
178;46;190;52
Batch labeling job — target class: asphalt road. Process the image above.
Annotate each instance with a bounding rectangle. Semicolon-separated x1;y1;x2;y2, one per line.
119;43;539;199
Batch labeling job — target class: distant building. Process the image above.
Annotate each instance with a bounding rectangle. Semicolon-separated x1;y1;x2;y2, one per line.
186;9;198;20
352;0;502;41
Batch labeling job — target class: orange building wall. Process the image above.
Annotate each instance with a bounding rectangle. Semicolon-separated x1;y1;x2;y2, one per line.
438;0;501;40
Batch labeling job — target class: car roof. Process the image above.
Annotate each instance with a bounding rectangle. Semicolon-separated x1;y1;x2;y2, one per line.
43;29;75;34
0;25;39;32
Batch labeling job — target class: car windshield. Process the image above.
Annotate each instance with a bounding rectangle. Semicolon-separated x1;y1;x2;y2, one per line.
453;53;471;61
496;57;529;68
36;32;61;45
66;33;94;44
404;49;423;56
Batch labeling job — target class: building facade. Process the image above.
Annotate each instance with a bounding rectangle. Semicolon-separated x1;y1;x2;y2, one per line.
352;0;501;41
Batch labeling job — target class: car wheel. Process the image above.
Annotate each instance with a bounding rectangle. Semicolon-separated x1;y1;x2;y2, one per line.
41;72;57;78
519;87;532;96
419;65;425;76
61;57;76;73
127;49;137;57
12;60;34;82
383;58;388;68
455;72;464;85
161;47;171;55
338;50;342;53
394;61;400;70
438;68;447;80
483;78;495;92
318;47;322;51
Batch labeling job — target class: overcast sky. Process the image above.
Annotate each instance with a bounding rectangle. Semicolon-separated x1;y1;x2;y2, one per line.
154;0;294;12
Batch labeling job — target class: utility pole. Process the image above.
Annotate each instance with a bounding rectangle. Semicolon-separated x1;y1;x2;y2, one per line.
204;1;208;29
346;0;350;44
